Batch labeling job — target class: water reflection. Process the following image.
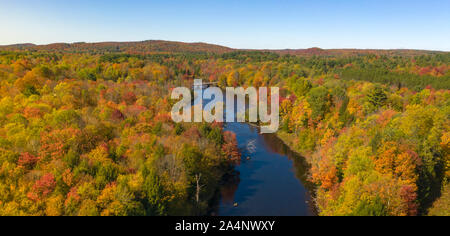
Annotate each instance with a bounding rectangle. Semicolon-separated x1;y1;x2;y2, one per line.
212;122;316;216
261;132;317;192
195;87;316;216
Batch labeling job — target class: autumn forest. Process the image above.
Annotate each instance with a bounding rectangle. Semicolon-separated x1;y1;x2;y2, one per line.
0;41;448;216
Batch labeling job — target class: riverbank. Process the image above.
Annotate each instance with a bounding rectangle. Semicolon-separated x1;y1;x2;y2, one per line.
275;131;313;162
211;122;316;216
274;131;321;214
428;184;450;216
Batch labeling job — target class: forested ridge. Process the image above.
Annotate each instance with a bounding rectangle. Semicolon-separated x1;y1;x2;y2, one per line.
0;40;443;57
0;45;448;216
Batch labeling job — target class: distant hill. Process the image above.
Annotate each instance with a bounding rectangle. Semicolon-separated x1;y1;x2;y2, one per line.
0;40;445;56
266;48;444;57
0;40;234;54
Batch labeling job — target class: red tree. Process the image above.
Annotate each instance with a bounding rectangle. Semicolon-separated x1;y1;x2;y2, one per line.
28;173;57;201
123;92;137;105
18;152;40;169
222;131;241;165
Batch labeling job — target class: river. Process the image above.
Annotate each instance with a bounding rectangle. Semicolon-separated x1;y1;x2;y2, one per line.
196;89;316;216
211;122;316;216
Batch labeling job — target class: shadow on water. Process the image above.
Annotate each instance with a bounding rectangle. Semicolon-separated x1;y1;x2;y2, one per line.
261;131;317;193
197;88;317;216
210;122;317;216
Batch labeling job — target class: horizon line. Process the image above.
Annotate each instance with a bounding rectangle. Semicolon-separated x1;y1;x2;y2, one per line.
0;39;448;53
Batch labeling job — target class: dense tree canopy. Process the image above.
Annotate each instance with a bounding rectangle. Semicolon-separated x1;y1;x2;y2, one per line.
0;49;448;216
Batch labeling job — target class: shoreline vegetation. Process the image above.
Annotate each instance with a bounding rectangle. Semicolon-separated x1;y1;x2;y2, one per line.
0;40;448;216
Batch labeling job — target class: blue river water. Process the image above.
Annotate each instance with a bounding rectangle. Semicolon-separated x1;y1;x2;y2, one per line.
213;122;315;216
194;88;315;216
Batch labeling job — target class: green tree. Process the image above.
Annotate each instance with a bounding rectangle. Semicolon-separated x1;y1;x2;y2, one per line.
367;86;388;109
307;86;331;120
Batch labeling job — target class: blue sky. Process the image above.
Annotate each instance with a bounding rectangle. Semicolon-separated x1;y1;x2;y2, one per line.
0;0;449;50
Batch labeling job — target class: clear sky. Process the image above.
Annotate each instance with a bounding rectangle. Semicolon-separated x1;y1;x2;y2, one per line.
0;0;449;51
